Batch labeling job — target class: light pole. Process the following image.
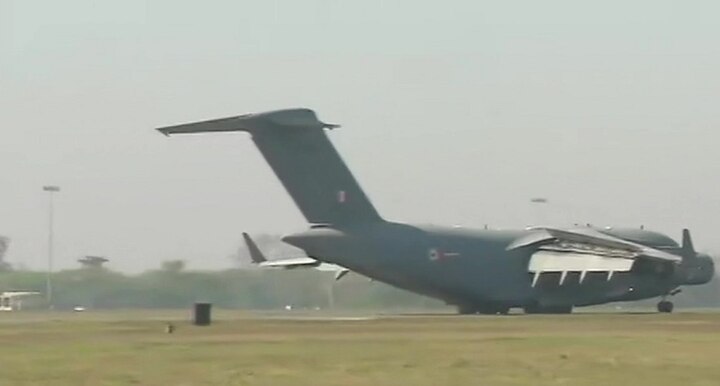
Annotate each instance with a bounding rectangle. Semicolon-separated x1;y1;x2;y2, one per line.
43;185;60;308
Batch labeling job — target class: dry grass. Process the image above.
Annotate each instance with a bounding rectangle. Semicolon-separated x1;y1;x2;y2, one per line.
1;310;720;385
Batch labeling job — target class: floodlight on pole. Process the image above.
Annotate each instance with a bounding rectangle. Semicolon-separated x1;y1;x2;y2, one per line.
42;185;60;308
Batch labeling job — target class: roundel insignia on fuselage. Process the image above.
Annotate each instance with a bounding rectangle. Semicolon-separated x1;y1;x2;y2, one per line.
429;248;460;262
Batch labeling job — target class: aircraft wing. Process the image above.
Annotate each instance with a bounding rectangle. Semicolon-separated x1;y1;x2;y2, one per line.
507;227;681;263
508;227;681;287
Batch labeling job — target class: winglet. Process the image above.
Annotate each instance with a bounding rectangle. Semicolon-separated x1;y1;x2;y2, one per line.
242;233;267;264
681;228;696;256
334;269;349;281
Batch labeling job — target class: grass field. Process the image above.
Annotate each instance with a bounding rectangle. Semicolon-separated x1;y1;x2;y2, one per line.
1;310;720;386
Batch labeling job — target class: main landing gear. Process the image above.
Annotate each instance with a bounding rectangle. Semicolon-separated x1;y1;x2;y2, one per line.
457;304;510;315
657;288;681;313
657;300;674;313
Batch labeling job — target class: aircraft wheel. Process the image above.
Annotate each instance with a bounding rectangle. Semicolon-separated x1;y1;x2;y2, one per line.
657;300;674;313
457;304;510;315
477;306;510;315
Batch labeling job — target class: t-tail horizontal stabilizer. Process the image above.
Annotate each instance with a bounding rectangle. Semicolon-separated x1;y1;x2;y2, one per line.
156;109;340;136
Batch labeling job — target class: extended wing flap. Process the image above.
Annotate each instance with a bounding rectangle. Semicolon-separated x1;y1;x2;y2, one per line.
528;251;634;273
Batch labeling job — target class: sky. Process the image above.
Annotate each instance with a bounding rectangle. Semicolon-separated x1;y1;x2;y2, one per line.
0;0;719;272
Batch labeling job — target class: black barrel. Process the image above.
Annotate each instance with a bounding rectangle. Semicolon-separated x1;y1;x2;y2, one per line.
193;302;212;326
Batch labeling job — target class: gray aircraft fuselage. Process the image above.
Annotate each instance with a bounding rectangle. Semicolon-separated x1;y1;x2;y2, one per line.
158;108;715;313
282;222;714;311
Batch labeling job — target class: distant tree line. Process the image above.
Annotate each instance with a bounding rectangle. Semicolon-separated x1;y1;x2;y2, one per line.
0;266;445;311
0;264;718;311
1;233;718;311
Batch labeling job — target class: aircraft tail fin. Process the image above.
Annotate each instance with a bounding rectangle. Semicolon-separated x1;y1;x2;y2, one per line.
158;109;383;225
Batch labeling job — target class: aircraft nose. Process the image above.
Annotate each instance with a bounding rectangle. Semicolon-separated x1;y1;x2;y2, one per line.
686;254;715;285
704;255;715;282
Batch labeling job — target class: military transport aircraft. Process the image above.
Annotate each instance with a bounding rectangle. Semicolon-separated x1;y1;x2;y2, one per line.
158;108;715;314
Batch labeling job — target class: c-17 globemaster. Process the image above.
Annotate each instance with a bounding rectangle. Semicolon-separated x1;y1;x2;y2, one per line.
158;108;714;314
